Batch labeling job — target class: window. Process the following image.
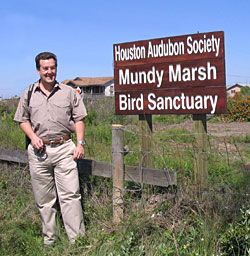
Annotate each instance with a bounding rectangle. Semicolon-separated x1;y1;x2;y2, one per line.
110;85;114;94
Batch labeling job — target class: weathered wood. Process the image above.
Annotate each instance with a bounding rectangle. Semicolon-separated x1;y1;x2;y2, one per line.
192;114;208;195
112;124;124;223
125;166;176;187
0;148;177;187
0;149;28;164
139;114;153;169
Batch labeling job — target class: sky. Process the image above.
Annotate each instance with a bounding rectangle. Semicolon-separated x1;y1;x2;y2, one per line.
0;0;250;99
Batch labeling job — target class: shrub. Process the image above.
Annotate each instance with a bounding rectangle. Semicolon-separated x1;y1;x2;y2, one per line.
226;94;250;121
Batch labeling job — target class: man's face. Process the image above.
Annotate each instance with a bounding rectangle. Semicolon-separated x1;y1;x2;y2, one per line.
37;58;57;85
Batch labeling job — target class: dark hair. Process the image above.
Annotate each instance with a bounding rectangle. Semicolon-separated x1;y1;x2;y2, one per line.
35;52;57;70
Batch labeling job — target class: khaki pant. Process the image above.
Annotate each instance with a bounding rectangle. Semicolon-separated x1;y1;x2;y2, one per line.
28;140;85;245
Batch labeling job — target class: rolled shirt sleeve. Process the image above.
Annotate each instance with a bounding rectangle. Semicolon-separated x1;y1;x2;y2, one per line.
71;91;87;122
14;88;30;123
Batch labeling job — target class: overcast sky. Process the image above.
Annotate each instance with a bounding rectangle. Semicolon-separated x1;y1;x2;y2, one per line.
1;0;250;98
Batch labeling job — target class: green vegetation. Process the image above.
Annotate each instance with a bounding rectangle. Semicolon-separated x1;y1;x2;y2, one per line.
220;207;250;256
153;114;189;124
226;89;250;122
240;86;250;97
0;97;250;255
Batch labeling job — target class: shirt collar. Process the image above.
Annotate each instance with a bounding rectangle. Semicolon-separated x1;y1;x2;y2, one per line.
34;80;60;92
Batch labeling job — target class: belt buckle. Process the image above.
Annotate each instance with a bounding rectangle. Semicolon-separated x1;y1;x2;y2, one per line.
49;136;64;147
59;136;64;144
49;139;56;146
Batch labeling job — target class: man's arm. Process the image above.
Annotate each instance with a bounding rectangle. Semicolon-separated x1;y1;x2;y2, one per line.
73;120;85;160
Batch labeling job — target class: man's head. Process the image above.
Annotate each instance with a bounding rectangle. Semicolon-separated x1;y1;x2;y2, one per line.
35;52;57;70
35;52;57;86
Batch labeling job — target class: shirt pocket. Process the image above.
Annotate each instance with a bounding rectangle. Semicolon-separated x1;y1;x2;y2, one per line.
50;100;72;125
29;101;44;123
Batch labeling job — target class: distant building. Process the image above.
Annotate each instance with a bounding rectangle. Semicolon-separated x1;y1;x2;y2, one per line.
62;77;114;97
227;84;243;98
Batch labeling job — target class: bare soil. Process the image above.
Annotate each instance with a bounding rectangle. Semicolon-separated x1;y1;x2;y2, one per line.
154;120;250;137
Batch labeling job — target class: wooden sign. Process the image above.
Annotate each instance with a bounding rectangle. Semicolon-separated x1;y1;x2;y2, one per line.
113;31;226;115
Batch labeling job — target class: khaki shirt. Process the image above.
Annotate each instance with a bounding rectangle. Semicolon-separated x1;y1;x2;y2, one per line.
14;81;87;138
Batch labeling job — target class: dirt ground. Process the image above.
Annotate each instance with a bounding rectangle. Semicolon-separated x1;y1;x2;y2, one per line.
154;120;250;137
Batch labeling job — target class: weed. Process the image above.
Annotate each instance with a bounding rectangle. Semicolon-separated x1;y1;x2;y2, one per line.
153;114;190;124
219;206;250;256
0;98;250;255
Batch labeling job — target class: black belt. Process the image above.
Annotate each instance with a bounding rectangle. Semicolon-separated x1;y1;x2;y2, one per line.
42;134;71;146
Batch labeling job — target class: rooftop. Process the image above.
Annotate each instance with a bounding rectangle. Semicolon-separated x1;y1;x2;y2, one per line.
62;77;113;87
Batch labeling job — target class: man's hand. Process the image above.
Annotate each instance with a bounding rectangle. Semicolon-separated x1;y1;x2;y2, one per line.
20;122;44;150
31;134;44;150
73;144;85;160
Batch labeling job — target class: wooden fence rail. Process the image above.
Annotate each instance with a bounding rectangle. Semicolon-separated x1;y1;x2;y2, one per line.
0;146;176;224
0;148;177;187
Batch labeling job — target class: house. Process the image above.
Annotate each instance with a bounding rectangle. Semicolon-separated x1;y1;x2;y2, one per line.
62;77;114;97
227;84;243;98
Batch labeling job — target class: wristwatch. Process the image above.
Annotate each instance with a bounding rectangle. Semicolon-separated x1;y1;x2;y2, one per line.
77;140;86;146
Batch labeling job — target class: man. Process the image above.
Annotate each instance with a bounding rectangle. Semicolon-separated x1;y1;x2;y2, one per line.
14;52;87;246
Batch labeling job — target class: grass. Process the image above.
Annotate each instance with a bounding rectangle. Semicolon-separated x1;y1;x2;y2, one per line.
1;162;249;255
0;97;250;255
152;114;190;124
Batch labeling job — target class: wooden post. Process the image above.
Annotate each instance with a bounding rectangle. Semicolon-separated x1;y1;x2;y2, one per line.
112;124;124;223
139;114;153;168
192;114;208;196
